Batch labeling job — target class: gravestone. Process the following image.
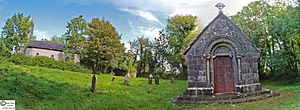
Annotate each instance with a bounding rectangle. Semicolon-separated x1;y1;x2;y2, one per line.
112;77;115;82
124;73;129;86
91;74;96;92
155;74;160;85
148;73;153;84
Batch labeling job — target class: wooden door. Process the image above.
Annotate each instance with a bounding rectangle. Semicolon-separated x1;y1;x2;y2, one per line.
213;56;235;93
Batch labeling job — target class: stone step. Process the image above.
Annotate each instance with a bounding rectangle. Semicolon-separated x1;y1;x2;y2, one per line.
172;91;279;105
243;89;272;97
176;94;239;101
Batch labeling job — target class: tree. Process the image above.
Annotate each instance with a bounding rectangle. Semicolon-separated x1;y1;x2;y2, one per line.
230;0;300;80
64;15;87;59
115;51;135;75
0;38;11;57
129;39;139;66
153;30;169;74
50;35;65;43
1;13;34;55
165;15;197;75
129;37;153;77
30;35;37;41
83;18;124;74
269;3;300;72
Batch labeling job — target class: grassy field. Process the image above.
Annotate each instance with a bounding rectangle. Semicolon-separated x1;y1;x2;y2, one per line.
0;61;299;110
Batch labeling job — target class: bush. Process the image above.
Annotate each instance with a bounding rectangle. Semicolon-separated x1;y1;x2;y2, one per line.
6;54;90;73
271;69;300;84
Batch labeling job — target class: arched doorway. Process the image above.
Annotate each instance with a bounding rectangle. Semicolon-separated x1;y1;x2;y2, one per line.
213;47;235;93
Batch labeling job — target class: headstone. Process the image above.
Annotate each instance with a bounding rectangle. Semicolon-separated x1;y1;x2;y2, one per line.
112;77;115;82
171;78;176;84
124;73;129;86
148;73;153;84
155;74;160;85
91;74;96;92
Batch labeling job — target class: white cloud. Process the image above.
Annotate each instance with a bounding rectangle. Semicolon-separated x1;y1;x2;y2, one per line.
119;8;161;24
123;0;255;25
135;27;161;39
64;0;256;25
123;42;131;52
128;20;134;29
128;21;161;39
33;30;51;40
62;0;257;48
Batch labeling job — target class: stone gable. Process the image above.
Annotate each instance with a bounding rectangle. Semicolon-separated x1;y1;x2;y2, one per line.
184;11;260;93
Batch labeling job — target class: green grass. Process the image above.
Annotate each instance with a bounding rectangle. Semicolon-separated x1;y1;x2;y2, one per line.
0;61;299;110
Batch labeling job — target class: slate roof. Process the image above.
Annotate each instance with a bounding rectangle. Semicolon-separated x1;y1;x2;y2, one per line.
183;13;223;55
28;40;81;54
28;40;66;51
183;12;258;55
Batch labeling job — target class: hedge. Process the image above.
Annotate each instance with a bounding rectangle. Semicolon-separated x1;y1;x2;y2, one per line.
6;54;91;73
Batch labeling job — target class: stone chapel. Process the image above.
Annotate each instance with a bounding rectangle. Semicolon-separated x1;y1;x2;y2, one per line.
184;3;261;94
173;3;277;104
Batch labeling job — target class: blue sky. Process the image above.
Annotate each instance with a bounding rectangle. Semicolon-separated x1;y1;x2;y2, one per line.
0;0;256;49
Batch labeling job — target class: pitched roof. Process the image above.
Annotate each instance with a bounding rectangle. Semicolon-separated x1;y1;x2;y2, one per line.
183;13;223;55
28;40;66;51
183;12;258;55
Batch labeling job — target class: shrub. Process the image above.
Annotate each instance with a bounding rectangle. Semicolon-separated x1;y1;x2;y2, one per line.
271;69;300;84
6;54;90;73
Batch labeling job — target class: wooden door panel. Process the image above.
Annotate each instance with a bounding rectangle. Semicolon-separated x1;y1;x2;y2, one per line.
214;57;224;93
213;56;235;93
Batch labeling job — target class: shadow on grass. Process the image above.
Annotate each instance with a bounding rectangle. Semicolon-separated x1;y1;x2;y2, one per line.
0;68;158;110
0;68;100;109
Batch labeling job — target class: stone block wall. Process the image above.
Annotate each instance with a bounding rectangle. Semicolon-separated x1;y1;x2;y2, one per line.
25;48;80;63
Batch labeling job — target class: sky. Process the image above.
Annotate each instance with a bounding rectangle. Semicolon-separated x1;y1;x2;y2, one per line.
0;0;257;49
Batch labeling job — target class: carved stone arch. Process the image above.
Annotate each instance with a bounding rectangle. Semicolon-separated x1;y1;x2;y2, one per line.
214;47;231;56
203;36;243;56
211;44;234;58
203;37;243;88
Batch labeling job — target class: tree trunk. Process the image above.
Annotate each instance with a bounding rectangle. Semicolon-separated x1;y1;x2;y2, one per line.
137;44;144;77
290;39;298;71
92;64;97;74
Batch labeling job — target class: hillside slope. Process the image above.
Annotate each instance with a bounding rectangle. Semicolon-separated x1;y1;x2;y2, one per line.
0;62;299;110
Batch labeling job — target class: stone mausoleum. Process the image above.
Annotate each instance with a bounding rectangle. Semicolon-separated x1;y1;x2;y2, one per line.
173;3;278;104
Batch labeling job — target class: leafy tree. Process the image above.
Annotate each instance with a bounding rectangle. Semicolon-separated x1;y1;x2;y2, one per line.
128;15;201;78
30;35;37;41
129;37;153;77
230;0;300;80
64;15;87;59
269;3;300;72
83;18;124;74
0;38;11;57
153;30;169;74
165;15;197;75
115;51;135;75
50;35;65;43
129;39;139;66
1;13;34;55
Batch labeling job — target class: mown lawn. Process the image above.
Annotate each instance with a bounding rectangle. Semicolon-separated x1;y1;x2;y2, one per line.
0;61;299;110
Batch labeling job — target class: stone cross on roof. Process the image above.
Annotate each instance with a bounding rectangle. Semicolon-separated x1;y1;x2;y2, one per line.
215;3;225;13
